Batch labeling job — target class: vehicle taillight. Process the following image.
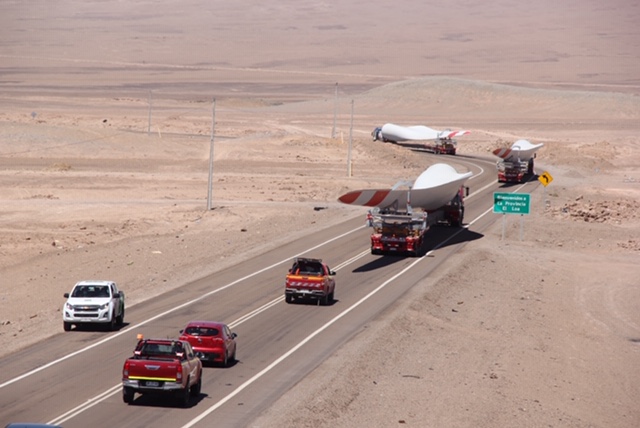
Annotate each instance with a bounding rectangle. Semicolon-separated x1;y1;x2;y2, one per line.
123;361;130;378
176;363;183;381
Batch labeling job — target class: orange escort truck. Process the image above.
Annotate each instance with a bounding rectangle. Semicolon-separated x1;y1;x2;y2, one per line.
284;258;336;305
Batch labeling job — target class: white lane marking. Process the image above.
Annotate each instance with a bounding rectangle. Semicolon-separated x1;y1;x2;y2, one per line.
0;225;364;391
48;384;122;425
47;249;372;426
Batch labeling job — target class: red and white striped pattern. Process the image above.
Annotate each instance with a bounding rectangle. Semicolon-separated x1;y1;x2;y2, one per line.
338;189;394;207
493;147;513;159
439;130;470;139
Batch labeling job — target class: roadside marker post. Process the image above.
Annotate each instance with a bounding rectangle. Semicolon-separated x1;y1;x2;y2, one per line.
538;171;554;211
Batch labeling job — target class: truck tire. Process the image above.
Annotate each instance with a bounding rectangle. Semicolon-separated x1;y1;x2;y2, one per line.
123;387;134;404
321;294;330;306
178;381;190;407
116;307;124;326
190;376;202;398
285;294;293;304
107;312;116;331
63;321;72;332
328;291;334;303
451;207;464;227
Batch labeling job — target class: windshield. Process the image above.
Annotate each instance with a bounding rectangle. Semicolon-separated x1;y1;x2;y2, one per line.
71;285;109;298
292;262;324;276
139;342;183;357
185;326;219;337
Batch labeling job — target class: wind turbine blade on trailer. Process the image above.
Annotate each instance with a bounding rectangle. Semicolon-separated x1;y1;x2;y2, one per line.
338;163;472;212
379;123;469;142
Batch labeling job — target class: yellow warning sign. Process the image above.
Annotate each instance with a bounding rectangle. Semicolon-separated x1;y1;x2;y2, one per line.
538;171;553;187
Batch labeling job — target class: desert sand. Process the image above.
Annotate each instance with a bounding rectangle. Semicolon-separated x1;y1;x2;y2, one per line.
1;1;640;427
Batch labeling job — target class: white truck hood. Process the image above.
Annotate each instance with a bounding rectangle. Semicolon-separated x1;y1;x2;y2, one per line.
67;297;111;305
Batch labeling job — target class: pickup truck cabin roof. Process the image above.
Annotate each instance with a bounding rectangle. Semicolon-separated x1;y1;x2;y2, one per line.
74;280;115;286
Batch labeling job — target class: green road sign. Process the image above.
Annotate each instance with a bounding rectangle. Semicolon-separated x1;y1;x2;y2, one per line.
493;192;530;215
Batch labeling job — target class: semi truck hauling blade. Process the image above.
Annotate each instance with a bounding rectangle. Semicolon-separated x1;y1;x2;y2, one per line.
372;123;470;155
493;139;544;183
338;163;472;256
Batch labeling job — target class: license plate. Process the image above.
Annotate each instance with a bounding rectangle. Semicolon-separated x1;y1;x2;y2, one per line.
145;381;160;387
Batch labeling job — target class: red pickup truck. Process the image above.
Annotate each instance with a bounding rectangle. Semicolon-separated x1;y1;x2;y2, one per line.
285;257;336;305
122;337;203;406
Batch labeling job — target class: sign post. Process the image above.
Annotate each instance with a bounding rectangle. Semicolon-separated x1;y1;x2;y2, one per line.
538;171;554;210
493;192;531;240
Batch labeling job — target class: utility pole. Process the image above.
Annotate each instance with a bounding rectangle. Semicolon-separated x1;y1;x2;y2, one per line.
147;90;152;136
207;98;216;210
347;99;354;177
331;82;338;138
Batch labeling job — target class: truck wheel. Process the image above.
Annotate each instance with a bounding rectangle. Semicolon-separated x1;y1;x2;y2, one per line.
452;208;463;227
63;321;72;332
285;294;293;304
328;291;334;303
178;380;190;407
116;307;124;326
190;376;202;397
107;313;116;331
321;294;329;306
123;387;134;404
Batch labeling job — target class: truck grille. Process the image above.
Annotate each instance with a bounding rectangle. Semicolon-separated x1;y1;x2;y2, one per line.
72;305;100;311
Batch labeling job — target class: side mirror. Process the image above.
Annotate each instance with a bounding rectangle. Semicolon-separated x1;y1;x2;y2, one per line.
329;271;336;276
231;332;238;339
179;329;184;334
64;293;70;298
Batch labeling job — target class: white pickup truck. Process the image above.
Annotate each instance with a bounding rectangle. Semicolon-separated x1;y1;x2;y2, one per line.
63;280;125;331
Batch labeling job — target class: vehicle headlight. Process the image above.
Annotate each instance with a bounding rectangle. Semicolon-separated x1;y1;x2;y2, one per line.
99;303;109;310
66;303;74;310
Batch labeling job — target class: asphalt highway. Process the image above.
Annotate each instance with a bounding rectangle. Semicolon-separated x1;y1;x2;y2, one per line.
0;154;541;427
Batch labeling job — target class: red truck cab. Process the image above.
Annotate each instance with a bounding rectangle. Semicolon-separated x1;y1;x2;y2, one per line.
285;258;336;305
122;338;202;406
